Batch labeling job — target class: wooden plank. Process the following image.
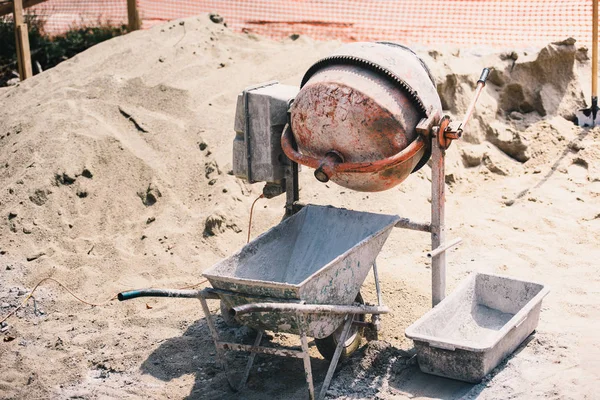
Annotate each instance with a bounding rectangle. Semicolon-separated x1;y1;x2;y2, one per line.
16;23;32;79
12;0;24;79
12;0;23;24
12;0;32;80
0;0;47;18
127;0;140;31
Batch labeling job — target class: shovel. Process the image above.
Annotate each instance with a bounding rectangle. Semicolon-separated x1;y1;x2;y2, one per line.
578;0;600;126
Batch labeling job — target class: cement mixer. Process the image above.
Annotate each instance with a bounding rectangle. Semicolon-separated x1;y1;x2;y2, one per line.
120;42;499;400
284;42;442;191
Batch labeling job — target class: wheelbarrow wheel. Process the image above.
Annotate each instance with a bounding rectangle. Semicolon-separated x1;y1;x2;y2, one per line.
315;293;365;361
220;300;241;327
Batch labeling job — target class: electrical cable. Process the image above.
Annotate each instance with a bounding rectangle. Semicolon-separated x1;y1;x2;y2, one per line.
247;194;264;243
0;277;210;324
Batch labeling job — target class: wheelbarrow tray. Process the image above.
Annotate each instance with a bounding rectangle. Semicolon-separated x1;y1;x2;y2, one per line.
203;204;399;337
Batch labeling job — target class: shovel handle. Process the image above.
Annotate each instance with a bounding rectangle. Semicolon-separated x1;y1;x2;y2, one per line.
594;0;598;98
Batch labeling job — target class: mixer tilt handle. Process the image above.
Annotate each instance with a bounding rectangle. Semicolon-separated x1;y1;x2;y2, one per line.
454;68;490;134
314;151;344;183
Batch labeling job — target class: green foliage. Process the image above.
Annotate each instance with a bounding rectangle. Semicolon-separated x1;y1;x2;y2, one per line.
0;14;44;73
0;14;126;85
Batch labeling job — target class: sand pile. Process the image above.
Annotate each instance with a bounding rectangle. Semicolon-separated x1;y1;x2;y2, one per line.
1;14;599;400
0;30;594;264
0;16;337;281
427;39;598;182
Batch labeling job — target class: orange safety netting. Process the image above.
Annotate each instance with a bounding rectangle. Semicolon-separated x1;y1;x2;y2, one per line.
31;0;594;48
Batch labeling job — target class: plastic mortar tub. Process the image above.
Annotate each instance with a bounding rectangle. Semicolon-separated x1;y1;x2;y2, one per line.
405;272;549;383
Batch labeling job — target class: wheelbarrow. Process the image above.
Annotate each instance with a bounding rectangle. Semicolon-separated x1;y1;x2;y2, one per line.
118;204;400;400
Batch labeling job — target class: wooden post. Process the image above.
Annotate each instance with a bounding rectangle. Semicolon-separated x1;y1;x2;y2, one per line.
127;0;140;31
12;0;33;80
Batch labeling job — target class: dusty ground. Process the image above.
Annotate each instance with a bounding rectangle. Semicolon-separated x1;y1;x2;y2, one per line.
0;15;599;400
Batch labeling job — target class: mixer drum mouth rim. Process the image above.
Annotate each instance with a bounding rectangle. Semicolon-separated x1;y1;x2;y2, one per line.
300;54;428;117
294;42;443;177
281;123;428;183
300;42;438;118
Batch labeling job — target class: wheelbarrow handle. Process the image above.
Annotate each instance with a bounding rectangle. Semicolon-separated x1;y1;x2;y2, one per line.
232;302;390;316
117;288;219;301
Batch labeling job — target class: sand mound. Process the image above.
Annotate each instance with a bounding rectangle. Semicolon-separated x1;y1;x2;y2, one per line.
1;14;599;400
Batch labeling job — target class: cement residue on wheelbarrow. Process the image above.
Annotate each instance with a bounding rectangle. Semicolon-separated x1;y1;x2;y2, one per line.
204;204;399;339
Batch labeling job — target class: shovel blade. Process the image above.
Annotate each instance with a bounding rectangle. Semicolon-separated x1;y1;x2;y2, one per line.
576;107;600;127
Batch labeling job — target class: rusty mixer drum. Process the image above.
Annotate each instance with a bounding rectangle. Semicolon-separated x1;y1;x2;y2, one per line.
284;42;442;192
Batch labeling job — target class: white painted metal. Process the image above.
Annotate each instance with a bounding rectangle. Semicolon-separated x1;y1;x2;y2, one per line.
203;204;399;338
405;273;550;382
427;237;462;258
430;132;446;306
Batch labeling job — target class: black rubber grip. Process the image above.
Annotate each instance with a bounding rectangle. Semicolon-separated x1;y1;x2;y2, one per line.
478;68;490;85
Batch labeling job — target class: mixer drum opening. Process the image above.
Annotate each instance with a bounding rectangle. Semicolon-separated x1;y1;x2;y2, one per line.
285;42;442;192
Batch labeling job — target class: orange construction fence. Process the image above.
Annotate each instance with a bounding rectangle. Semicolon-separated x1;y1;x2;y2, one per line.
30;0;595;48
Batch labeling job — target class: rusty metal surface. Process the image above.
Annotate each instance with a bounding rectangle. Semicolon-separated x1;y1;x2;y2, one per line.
288;42;441;191
281;124;426;188
394;217;431;232
203;204;399;338
431;122;446;306
218;292;346;339
232;82;298;184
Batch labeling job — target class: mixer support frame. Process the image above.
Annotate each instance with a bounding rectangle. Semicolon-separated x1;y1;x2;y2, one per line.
280;68;489;308
281;135;451;308
430;127;447;307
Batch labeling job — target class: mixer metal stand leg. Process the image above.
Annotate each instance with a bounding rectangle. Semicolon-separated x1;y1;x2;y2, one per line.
431;132;446;307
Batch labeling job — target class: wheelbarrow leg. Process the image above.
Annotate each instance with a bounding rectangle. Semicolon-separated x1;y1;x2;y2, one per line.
238;330;264;391
371;261;383;336
199;296;226;367
317;315;353;400
298;317;315;400
199;295;240;390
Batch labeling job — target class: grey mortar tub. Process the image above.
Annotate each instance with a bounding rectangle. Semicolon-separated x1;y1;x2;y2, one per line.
406;272;549;383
